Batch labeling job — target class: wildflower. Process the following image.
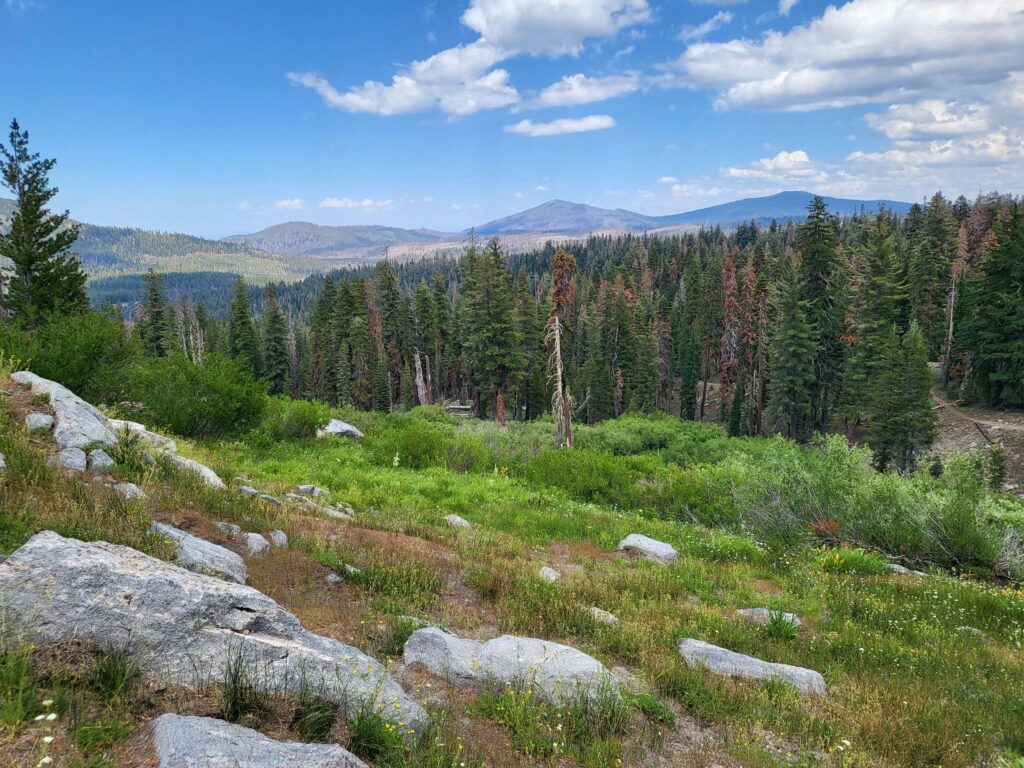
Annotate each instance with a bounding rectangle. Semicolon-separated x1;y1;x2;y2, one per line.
41;699;53;708
42;736;54;745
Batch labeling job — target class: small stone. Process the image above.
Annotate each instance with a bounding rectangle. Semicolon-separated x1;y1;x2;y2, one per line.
586;606;619;625
324;506;354;521
326;572;344;585
87;448;116;476
215;522;241;538
538;566;561;583
343;564;362;576
238;485;259;498
112;482;146;500
297;484;329;497
617;533;678;564
241;532;270;557
0;452;6;473
50;446;87;472
444;514;471;529
25;412;54;432
268;530;288;548
258;493;283;506
736;608;802;629
956;625;983;636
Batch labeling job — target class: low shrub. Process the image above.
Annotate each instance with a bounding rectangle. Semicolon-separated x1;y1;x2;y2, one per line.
815;547;888;575
263;396;330;441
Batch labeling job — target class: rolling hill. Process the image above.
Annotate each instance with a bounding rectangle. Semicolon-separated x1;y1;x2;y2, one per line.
222;221;455;256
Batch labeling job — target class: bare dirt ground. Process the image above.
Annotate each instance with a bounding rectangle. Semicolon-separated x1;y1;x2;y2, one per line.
932;392;1024;494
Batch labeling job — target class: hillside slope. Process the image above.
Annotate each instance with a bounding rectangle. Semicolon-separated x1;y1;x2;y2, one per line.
223;221;455;256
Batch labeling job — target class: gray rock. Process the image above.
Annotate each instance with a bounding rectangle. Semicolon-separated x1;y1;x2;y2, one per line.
677;639;827;696
585;606;619;626
152;523;247;585
24;412;54;432
268;530;288;548
166;454;226;490
326;572;344;586
343;564;362;576
12;371;118;449
0;532;428;735
405;628;617;705
112;482;146;500
318;418;364;439
241;532;270;557
297;484;329;497
258;493;283;506
237;485;259;498
617;533;678;564
956;625;983;637
885;563;927;577
109;419;177;454
736;608;802;629
214;522;241;538
444;514;471;529
150;713;368;768
0;452;6;474
325;507;354;521
87;448;116;476
538;566;561;583
50;446;87;472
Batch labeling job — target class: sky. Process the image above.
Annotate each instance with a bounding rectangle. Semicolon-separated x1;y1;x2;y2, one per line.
2;0;1022;237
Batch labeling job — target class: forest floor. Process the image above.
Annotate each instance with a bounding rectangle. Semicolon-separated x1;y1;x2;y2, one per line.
932;393;1024;494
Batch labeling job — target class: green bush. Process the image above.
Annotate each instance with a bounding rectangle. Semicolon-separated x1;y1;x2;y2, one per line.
263;396;330;441
526;448;643;507
814;547;888;575
446;433;491;473
128;353;266;438
364;416;450;470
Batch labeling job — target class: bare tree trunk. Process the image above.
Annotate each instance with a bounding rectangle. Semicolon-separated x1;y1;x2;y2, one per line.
413;350;430;405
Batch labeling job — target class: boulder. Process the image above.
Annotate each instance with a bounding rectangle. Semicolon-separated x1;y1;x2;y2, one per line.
735;608;802;629
112;482;146;500
405;627;617;705
444;514;471;529
268;530;288;548
0;532;428;734
241;532;270;557
25;412;54;432
215;522;241;538
617;534;678;564
318;419;364;440
109;419;177;454
258;493;283;506
677;639;826;696
325;507;354;521
297;484;329;497
151;523;247;585
12;371;118;449
166;454;226;490
238;485;260;498
87;448;116;476
150;714;368;767
585;606;619;626
885;563;928;577
956;625;983;637
0;452;6;474
538;566;561;583
50;446;87;472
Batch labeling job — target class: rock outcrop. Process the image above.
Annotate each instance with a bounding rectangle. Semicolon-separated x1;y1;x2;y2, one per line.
150;714;368;768
166;454;226;490
405;627;617;705
735;608;802;628
677;639;826;696
12;371;117;449
241;532;270;556
0;532;428;734
109;419;178;454
617;533;679;564
112;482;146;500
151;522;247;585
51;447;87;472
318;419;364;439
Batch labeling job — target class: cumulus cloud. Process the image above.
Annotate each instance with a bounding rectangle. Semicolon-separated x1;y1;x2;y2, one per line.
505;114;615;137
291;0;649;117
777;0;798;15
320;197;394;209
534;184;549;191
531;73;639;108
657;176;679;184
865;100;990;142
672;0;1024;111
678;11;732;42
274;198;304;210
726;150;826;182
237;201;253;211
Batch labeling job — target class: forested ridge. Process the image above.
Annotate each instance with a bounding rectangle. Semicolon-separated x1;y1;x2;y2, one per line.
121;191;1023;471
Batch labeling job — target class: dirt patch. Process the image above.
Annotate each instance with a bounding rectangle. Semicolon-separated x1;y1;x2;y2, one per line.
2;378;56;450
752;578;782;595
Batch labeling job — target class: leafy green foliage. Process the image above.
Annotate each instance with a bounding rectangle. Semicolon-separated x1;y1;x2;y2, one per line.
262;395;329;440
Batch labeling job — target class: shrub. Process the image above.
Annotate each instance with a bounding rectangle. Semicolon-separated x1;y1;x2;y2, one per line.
263;396;330;441
814;547;887;575
526;448;643;507
128;353;267;438
446;433;490;473
364;416;450;470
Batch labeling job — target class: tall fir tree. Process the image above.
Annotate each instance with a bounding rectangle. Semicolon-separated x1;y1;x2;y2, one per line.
766;260;817;441
228;277;261;376
0;119;88;325
261;285;290;395
137;270;172;356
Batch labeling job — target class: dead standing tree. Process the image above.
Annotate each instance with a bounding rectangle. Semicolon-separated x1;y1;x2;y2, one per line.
546;315;573;448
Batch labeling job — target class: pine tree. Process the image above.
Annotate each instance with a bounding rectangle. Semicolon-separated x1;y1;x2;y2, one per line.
137;270;171;356
308;277;337;401
766;261;817;441
261;285;290;395
228;277;261;375
0;119;88;325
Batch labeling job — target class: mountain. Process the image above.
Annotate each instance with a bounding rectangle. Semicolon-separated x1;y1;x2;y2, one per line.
223;222;455;257
475;191;914;235
474;200;657;235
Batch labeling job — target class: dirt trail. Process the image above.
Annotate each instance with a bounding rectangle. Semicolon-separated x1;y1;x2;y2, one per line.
931;393;1024;493
932;393;1024;435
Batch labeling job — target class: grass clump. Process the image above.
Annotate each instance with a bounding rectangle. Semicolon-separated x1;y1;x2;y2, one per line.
218;646;269;723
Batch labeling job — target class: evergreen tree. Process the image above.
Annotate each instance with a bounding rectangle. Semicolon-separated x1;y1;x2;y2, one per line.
308;277;337;401
261;285;290;395
0;119;88;324
137;270;172;356
766;262;817;441
228;277;261;375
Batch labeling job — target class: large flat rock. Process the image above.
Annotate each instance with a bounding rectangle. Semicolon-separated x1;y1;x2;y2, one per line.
405;627;617;705
166;454;226;490
110;419;178;453
318;419;364;439
0;532;428;734
617;533;678;564
151;522;247;584
677;639;826;696
11;371;118;449
150;714;367;768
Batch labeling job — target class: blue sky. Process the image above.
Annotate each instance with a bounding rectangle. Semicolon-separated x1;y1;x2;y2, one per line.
3;0;1022;236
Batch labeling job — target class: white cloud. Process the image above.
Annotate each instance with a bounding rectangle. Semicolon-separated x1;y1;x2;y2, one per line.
678;11;732;42
513;191;523;197
237;201;253;211
726;150;826;182
274;198;304;210
291;0;649;117
672;0;1024;111
461;0;650;56
505;114;616;137
422;196;435;202
534;184;549;191
777;0;798;15
865;100;990;142
531;73;639;108
657;176;678;184
320;197;394;209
